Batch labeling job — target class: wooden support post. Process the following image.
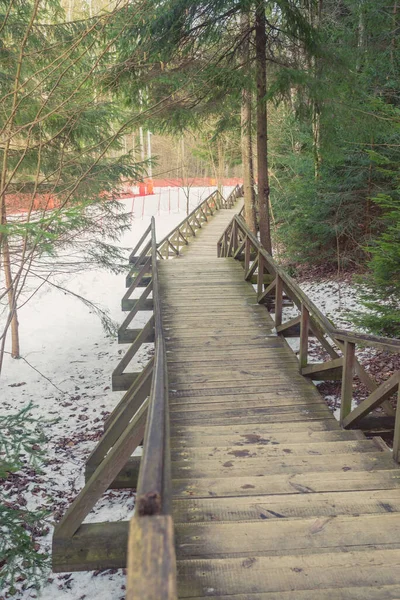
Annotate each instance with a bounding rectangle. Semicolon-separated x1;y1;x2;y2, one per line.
274;276;283;328
393;385;400;463
299;304;309;371
257;253;265;297
340;340;356;425
244;236;251;275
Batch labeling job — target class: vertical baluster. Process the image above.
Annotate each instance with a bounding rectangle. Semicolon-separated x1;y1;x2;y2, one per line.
340;340;356;426
299;305;309;371
393;383;400;463
275;276;283;328
244;237;251;274
257;253;264;297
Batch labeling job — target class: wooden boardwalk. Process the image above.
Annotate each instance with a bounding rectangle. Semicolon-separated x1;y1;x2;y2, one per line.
158;206;400;598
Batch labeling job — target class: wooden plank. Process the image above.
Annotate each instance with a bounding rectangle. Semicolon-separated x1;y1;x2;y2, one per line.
172;488;400;523
301;357;343;381
170;452;392;480
126;516;177;600
171;440;377;461
175;513;400;558
340;340;356;424
113;316;155;376
276;315;301;337
53;521;128;572
118;327;155;344
172;420;341;438
112;370;143;391
172;429;363;448
177;550;400;597
169;393;324;409
334;330;400;353
185;586;400;600
172;468;400;498
122;298;154;312
299;305;309;370
85;455;141;489
393;386;400;463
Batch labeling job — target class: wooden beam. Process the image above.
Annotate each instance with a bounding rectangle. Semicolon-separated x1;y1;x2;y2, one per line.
118;328;155;344
342;371;400;429
113;317;155;377
334;330;400;354
126;516;177;600
276;315;301;337
299;305;309;371
105;358;154;430
85;456;141;489
274;276;283;328
258;278;276;304
112;370;143;391
302;357;343;381
340;340;356;425
122;298;154;312
393;386;400;463
53;521;128;573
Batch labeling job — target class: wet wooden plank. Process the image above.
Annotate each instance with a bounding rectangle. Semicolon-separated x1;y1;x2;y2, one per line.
172;488;400;523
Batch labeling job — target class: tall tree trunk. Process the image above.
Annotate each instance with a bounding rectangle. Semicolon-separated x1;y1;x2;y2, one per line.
0;213;20;371
255;1;272;253
217;138;224;195
310;0;323;179
241;12;257;234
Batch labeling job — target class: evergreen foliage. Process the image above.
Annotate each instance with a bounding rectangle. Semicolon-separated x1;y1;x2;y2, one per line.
0;404;50;596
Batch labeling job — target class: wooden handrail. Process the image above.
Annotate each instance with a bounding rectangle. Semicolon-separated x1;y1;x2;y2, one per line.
126;217;178;600
334;330;400;354
219;213;400;455
135;216;170;516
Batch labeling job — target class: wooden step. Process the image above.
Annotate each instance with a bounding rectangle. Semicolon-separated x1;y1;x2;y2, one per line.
172;488;400;523
175;513;400;558
170;440;379;461
172;468;400;498
170;451;393;479
171;429;363;448
177;549;400;597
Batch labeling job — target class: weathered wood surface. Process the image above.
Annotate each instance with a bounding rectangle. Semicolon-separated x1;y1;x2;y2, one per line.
155;204;400;598
126;516;177;600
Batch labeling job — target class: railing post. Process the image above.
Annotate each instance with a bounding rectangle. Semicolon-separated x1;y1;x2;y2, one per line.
340;340;356;426
274;276;283;328
257;252;264;297
299;304;309;371
244;236;251;274
393;384;400;463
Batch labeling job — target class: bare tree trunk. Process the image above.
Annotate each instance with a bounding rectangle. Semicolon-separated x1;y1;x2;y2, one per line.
241;12;257;234
255;1;272;253
2;229;20;361
310;0;322;179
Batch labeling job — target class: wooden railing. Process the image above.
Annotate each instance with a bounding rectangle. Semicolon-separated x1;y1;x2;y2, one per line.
126;217;177;600
218;214;400;459
126;185;243;285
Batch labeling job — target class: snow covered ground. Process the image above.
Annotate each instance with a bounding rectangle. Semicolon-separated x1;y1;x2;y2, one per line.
1;189;377;599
